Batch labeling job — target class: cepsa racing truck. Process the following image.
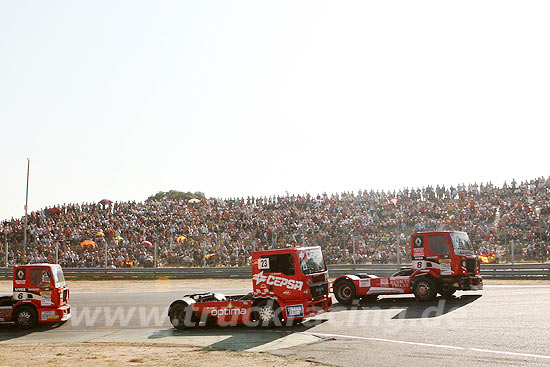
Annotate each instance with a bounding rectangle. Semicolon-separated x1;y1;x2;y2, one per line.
168;246;332;328
333;231;483;304
0;264;71;329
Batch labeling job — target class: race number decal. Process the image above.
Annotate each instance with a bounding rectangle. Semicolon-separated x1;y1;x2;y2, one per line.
413;260;426;270
258;258;270;270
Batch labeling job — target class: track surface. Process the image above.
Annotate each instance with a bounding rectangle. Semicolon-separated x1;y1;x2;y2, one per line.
1;285;550;366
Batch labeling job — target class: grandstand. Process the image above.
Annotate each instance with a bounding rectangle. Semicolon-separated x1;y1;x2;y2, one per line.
1;177;549;268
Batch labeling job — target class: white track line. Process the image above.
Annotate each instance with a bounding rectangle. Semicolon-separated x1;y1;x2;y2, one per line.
306;332;550;360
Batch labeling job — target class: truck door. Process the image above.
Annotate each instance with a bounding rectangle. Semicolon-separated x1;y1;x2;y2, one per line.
256;253;299;299
29;268;54;306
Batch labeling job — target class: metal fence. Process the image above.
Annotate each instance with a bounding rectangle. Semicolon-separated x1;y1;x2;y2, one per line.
0;263;548;281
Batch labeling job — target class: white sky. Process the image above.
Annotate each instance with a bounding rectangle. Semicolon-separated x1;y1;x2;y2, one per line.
1;0;549;221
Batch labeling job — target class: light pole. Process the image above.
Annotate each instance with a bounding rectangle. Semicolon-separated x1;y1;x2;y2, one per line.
23;158;30;247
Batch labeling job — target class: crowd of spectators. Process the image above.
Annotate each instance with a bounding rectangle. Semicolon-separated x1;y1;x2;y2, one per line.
1;176;549;268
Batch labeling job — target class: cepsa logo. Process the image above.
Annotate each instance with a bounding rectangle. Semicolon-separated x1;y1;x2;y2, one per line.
210;308;247;316
253;272;303;291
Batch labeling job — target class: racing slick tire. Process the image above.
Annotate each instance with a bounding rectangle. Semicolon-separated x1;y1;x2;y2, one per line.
169;303;197;329
334;279;357;305
14;305;38;329
439;288;456;299
252;300;282;327
412;277;439;302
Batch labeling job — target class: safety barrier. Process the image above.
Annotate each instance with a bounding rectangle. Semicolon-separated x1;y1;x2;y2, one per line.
0;263;548;281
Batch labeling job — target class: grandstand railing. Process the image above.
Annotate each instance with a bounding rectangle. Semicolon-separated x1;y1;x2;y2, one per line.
0;263;549;281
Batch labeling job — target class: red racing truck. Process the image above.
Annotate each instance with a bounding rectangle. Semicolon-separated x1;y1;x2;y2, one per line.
168;246;332;328
0;264;71;328
333;231;483;303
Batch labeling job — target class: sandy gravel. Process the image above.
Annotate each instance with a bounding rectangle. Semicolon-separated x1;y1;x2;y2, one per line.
0;343;320;367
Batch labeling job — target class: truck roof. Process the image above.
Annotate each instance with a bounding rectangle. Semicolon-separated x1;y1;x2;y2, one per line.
16;263;59;268
252;246;321;255
414;231;467;235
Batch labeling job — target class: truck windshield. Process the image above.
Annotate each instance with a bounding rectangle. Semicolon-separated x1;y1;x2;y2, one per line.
299;248;327;275
52;267;66;288
449;232;475;255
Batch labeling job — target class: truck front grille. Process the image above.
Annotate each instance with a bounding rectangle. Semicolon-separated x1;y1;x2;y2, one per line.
63;289;68;303
466;259;477;274
310;283;328;298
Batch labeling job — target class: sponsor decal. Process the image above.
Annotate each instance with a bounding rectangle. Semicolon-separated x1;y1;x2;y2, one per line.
440;259;452;275
14;288;26;292
359;278;371;288
41;311;56;321
390;278;409;288
210;308;247;316
0;308;12;318
285;304;304;318
413;248;424;257
252;272;303;291
15;280;25;285
379;278;389;287
41;291;52;306
16;269;26;281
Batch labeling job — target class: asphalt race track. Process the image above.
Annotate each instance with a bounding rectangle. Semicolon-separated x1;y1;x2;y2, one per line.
1;284;550;366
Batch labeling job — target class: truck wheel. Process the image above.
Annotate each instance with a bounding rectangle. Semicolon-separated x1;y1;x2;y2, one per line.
439;288;456;299
14;306;38;329
412;277;438;301
254;300;282;327
169;303;196;329
334;279;356;305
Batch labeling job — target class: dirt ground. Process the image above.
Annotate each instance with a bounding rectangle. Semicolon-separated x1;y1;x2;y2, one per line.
0;343;320;367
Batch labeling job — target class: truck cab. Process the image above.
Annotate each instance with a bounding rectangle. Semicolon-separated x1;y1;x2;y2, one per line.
168;246;332;328
410;231;483;294
0;264;71;329
333;231;483;304
252;246;332;321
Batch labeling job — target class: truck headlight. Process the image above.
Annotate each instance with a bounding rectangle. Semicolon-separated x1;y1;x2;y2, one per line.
461;260;466;268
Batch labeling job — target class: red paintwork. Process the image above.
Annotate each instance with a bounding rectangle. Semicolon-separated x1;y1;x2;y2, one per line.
0;264;71;325
171;246;332;326
333;231;483;300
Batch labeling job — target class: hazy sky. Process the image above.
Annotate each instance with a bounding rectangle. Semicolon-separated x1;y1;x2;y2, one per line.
1;0;549;221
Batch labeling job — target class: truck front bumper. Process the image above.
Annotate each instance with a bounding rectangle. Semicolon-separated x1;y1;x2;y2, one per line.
38;304;71;323
284;297;333;320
